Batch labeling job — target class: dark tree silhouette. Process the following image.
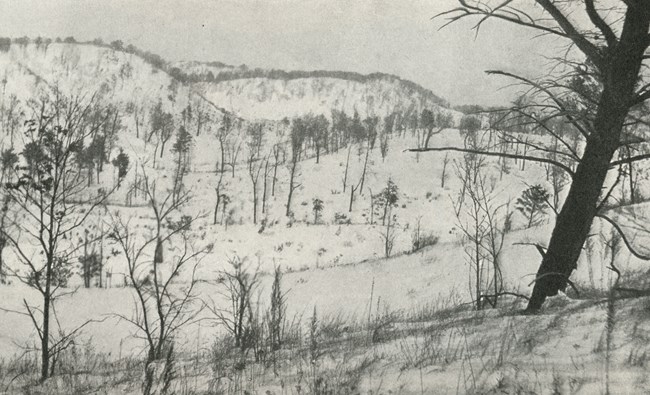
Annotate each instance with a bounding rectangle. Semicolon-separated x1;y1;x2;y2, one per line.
412;1;650;311
111;148;130;188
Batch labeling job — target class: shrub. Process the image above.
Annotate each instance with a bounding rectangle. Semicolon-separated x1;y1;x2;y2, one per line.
334;212;351;225
412;232;439;252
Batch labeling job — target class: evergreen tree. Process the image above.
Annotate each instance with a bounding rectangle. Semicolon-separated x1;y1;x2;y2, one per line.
516;184;550;228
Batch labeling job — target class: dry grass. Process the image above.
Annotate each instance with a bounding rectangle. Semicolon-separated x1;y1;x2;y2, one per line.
3;295;650;394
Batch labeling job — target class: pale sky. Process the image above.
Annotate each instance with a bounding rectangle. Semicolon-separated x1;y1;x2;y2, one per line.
0;0;563;107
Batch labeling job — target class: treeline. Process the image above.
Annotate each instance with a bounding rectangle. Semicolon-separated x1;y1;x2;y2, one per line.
168;66;448;106
0;36;167;70
177;64;448;107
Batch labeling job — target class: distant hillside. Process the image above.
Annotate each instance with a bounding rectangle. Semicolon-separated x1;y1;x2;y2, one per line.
172;60;447;104
0;37;454;124
0;41;244;177
170;60;451;121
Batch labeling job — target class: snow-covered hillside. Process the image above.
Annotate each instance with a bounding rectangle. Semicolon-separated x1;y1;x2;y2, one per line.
0;43;237;171
194;76;455;121
171;59;456;121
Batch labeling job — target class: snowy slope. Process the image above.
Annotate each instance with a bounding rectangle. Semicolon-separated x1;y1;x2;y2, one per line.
171;59;456;121
0;43;236;172
194;77;453;120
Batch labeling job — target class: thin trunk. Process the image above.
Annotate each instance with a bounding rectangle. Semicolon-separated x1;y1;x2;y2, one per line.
521;138;528;171
272;157;278;197
441;154;449;188
135;110;140;139
475;217;481;310
152;141;158;169
98;223;104;288
286;160;297;217
252;185;258;224
83;235;90;288
222;203;228;227
219;139;226;174
41;251;53;381
369;189;374;225
262;160;269;214
349;184;356;212
41;292;50;381
214;189;221;225
342;144;352;192
160;135;168;159
359;142;370;195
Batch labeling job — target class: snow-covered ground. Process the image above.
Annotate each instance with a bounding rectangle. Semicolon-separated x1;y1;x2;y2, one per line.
1;42;650;394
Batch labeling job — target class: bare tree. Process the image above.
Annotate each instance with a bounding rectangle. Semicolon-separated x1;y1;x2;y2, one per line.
342;143;353;193
421;109;453;149
247;123;264;224
224;120;244;180
415;1;650;311
1;93;115;381
193;99;209;137
271;143;283;197
309;114;329;164
286;116;306;217
171;125;192;204
261;155;271;214
358;116;379;194
108;170;211;394
454;163;489;310
440;153;450;188
213;114;233;225
206;255;260;356
148;101;174;165
380;210;398;258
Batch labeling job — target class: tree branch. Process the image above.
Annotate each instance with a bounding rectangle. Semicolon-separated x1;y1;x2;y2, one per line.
596;213;650;261
406;146;575;177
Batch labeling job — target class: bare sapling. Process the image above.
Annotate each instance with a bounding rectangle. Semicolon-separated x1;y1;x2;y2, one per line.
205;255;261;365
108;168;212;395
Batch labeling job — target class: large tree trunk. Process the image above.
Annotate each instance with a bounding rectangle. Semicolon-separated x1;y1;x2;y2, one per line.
527;136;617;310
527;9;649;311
